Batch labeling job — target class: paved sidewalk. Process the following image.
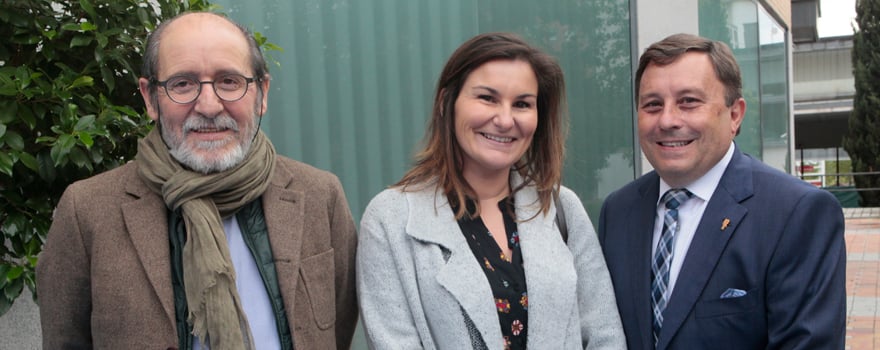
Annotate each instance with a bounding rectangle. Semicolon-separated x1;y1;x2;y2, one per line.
844;207;880;350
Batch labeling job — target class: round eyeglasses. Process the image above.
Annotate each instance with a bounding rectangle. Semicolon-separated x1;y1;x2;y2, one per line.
152;74;256;104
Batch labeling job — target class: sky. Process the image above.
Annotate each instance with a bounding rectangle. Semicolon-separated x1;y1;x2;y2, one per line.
817;0;857;37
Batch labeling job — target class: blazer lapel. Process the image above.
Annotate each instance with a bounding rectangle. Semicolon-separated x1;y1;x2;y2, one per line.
514;186;577;347
657;149;753;350
122;177;176;329
405;188;503;349
261;164;305;323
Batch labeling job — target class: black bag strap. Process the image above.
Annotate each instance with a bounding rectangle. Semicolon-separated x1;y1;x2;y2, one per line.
553;190;568;244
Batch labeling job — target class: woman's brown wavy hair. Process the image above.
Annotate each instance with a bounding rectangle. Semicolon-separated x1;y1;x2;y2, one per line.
395;32;568;220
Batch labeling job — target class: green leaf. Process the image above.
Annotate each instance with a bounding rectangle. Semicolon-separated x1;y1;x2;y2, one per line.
61;23;81;31
43;29;57;40
0;124;5;138
1;211;25;238
77;131;94;148
79;0;98;20
68;146;89;168
74;115;96;131
51;134;76;165
4;277;23;301
101;65;114;93
70;35;92;48
0;265;8;288
67;76;94;90
263;43;284;52
79;22;98;32
35;136;56;144
37;152;56;183
95;32;108;48
58;133;78;151
0;296;11;317
3;130;24;151
15;66;31;89
0;152;12;176
0;100;16;124
18;152;38;172
18;105;36;130
7;266;24;280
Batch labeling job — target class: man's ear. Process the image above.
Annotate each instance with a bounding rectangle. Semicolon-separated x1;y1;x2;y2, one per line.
729;97;746;136
139;77;159;121
259;74;271;115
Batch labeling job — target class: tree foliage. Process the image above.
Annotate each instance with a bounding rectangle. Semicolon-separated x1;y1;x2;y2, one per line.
0;0;213;316
843;0;880;206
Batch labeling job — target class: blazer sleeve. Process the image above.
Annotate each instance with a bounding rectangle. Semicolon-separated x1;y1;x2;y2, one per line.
36;186;93;349
559;187;627;350
356;190;427;349
766;189;846;349
326;175;360;349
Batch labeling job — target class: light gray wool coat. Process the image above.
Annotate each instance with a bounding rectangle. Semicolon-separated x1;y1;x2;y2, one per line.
356;175;626;350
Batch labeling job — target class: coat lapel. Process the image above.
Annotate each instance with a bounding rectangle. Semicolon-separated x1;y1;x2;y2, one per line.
657;149;753;350
261;163;305;323
405;187;504;349
515;186;577;347
122;177;176;329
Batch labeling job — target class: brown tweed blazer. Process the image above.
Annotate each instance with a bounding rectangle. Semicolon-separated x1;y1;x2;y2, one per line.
36;156;358;349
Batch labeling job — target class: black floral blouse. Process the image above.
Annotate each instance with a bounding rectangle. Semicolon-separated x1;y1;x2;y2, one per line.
454;197;528;350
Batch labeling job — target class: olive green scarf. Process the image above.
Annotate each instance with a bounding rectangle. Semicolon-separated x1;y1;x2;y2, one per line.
136;128;276;350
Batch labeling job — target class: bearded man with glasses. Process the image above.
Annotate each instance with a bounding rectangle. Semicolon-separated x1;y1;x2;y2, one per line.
36;12;358;350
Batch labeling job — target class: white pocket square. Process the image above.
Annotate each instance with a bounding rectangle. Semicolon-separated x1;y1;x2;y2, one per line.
720;288;747;299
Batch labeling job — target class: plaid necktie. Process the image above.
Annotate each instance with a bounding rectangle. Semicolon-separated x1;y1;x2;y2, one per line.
651;188;693;346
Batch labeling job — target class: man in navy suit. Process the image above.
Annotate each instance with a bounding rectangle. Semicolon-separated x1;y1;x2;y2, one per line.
598;33;846;349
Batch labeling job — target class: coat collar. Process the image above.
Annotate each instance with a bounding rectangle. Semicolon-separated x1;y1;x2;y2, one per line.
121;159;305;335
260;161;306;329
122;166;176;328
403;173;576;348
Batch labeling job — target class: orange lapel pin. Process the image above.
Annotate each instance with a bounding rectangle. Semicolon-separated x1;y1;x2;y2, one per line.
721;218;731;231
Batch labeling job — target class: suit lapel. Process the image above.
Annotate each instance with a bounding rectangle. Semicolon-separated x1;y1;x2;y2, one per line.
405;188;504;348
631;177;662;349
261;164;305;324
657;149;753;350
122;177;176;329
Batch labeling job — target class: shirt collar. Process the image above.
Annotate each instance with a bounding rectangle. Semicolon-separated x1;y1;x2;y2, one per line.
658;142;735;204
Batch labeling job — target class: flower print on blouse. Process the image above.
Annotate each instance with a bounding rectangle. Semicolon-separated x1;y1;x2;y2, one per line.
454;197;528;350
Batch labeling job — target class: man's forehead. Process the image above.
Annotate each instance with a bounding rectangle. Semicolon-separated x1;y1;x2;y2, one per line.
163;13;242;40
156;14;250;75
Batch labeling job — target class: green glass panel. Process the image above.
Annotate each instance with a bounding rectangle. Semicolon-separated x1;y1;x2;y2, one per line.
215;0;633;225
476;0;635;218
217;0;475;222
699;0;763;159
758;7;790;172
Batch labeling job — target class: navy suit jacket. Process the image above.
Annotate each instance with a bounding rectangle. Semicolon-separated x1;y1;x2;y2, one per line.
598;147;846;350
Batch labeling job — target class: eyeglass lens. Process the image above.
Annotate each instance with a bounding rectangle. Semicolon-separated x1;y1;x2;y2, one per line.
164;74;250;103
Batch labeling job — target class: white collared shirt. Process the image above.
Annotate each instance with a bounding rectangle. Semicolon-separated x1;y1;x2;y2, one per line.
651;142;735;297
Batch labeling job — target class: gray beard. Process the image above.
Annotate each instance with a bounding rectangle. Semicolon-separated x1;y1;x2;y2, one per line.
161;114;256;174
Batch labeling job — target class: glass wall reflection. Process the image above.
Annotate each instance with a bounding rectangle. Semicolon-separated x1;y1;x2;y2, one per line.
211;0;634;223
758;6;790;172
699;0;792;171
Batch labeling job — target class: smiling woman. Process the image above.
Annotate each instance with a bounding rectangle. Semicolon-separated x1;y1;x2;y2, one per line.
454;59;538;202
355;32;626;350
